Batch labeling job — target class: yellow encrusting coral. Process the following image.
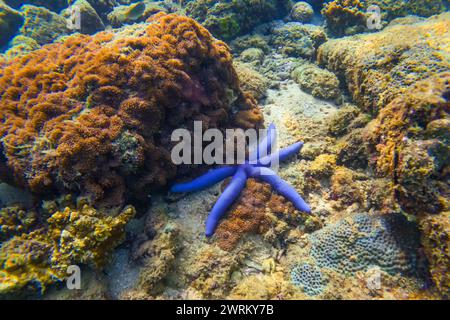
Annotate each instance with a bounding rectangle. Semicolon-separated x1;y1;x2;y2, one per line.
0;201;135;295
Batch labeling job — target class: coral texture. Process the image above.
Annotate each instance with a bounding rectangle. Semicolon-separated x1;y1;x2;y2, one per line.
0;201;135;295
291;63;341;102
290;1;314;23
0;13;261;206
270;22;327;59
290;213;423;296
185;0;292;41
19;5;70;45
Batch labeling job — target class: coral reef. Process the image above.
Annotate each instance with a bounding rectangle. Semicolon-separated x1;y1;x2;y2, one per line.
0;200;135;295
214;179;273;251
270;22;327;59
291;63;342;102
290;213;424;296
290;1;314;23
0;0;23;48
0;13;261;206
318;13;449;113
0;204;36;241
185;0;292;41
291;262;327;296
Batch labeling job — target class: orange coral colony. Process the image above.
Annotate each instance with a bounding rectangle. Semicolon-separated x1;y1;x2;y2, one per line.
0;13;261;206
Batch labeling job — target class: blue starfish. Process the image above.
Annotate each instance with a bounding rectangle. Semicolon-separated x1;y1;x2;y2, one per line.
170;123;311;237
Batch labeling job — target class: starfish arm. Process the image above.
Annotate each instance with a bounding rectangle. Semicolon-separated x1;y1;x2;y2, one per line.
205;166;247;237
249;122;277;162
250;166;311;213
258;141;303;167
170;166;238;193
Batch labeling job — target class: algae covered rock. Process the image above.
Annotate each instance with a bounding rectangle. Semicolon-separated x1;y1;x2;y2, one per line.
291;63;341;102
0;0;23;48
318;13;450;113
290;1;314;23
270;22;327;58
234;62;270;100
185;0;292;41
321;0;446;36
419;211;450;298
19;4;70;45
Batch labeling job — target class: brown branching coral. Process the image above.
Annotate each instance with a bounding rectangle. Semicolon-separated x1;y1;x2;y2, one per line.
0;13;262;206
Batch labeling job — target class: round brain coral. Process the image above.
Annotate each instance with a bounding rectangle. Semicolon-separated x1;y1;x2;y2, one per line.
0;13;262;206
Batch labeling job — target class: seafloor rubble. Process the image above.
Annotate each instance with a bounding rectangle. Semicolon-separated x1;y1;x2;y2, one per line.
0;1;449;300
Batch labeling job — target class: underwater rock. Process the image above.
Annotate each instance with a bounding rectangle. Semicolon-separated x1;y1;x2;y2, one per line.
0;201;135;295
238;47;266;66
78;0;117;20
319;15;449;296
19;5;70;45
230;34;271;55
134;213;180;296
0;1;23;48
318;13;450;113
270;22;327;59
61;0;104;35
364;73;449;215
4;0;69;13
290;1;314;23
321;0;367;36
0;13;262;206
291;62;341;102
419;211;450;298
234;62;270;100
322;0;446;36
185;0;292;41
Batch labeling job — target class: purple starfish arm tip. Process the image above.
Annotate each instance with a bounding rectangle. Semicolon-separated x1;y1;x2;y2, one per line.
171;166;238;193
249;122;277;162
205;167;247;237
249;166;311;213
258;141;303;167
